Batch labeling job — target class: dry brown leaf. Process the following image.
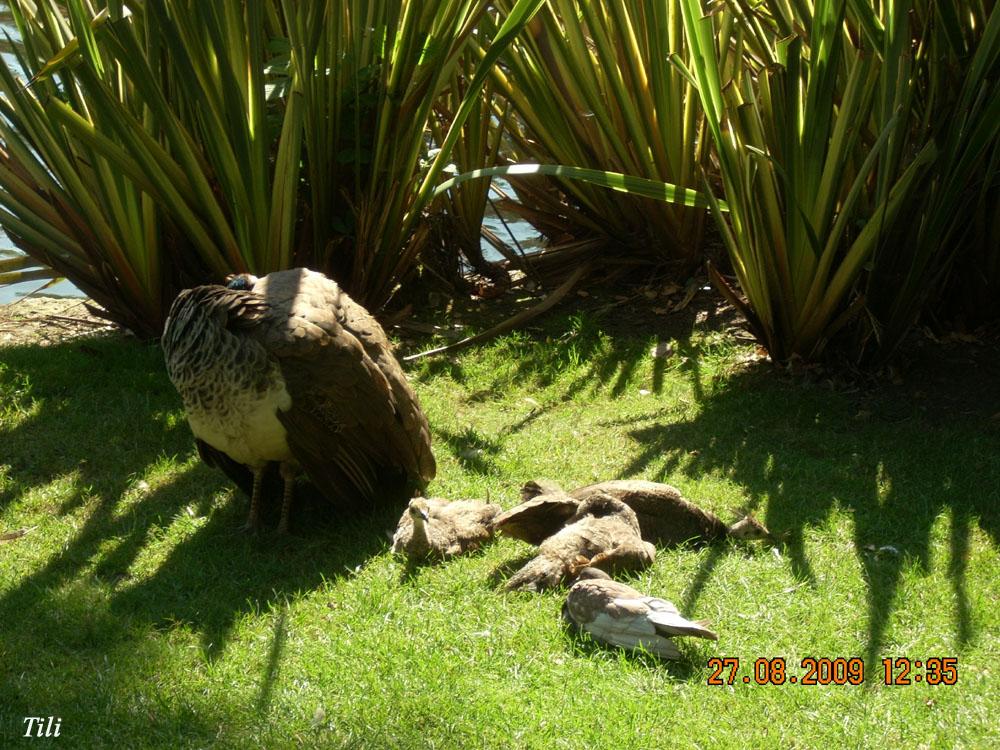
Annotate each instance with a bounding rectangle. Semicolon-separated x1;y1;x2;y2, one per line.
946;332;980;344
673;281;698;311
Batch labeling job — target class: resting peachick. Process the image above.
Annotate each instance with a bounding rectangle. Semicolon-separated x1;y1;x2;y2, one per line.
563;567;718;659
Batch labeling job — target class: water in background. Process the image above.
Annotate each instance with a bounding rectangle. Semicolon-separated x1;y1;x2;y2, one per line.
476;178;544;262
0;192;538;305
0;1;539;305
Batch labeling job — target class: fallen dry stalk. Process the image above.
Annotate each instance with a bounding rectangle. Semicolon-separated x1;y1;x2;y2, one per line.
403;262;591;362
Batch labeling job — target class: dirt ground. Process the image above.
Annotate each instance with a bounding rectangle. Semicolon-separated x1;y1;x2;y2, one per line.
0;296;120;348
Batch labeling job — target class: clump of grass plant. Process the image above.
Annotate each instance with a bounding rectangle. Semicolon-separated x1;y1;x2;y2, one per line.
490;0;710;272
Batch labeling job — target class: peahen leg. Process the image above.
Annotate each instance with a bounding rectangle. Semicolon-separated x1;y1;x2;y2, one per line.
244;466;264;532
277;462;296;534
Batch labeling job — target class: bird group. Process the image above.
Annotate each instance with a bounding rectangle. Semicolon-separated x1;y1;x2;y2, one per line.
162;268;771;661
388;478;771;660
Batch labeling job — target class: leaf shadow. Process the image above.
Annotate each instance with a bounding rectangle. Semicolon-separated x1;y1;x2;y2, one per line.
619;362;1000;661
0;336;406;670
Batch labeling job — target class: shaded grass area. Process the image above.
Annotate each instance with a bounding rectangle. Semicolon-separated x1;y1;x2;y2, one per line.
1;307;998;748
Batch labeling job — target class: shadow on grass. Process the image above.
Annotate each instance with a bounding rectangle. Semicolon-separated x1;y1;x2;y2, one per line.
417;300;999;670
254;605;288;716
3;301;998;725
0;336;405;738
487;552;537;590
422;307;721;476
435;424;504;475
106;491;399;660
490;319;654;402
562;621;703;680
618;361;1000;665
468;295;732;404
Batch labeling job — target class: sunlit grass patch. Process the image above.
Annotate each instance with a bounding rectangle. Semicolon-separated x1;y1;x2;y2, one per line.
1;316;998;747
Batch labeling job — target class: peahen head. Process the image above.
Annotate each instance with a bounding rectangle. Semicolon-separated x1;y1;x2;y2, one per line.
407;498;431;524
727;515;772;542
225;273;258;291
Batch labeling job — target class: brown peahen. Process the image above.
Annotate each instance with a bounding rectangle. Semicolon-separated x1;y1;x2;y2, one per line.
162;268;435;533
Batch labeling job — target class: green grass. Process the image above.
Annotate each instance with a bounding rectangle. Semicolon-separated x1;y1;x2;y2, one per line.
1;304;998;748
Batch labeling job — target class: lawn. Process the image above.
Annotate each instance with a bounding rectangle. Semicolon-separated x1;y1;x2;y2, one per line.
1;293;998;748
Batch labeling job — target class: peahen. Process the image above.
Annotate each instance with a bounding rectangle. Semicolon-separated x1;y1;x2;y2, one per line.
161;268;435;532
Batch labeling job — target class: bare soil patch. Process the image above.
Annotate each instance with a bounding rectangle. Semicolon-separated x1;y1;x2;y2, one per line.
0;296;120;348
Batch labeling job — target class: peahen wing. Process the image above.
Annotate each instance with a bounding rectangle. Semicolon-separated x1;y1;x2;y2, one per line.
245;269;434;505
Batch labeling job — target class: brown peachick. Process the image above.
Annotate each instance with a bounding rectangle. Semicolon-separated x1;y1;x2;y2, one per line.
505;492;655;592
563;567;718;659
391;497;501;562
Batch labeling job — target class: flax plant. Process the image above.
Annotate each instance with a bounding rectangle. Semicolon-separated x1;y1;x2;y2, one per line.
0;250;59;287
428;54;513;289
0;0;296;333
285;0;547;310
861;0;1000;357
491;0;710;271
678;0;934;360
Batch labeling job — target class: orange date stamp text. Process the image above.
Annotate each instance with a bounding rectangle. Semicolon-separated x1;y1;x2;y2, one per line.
707;657;958;686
